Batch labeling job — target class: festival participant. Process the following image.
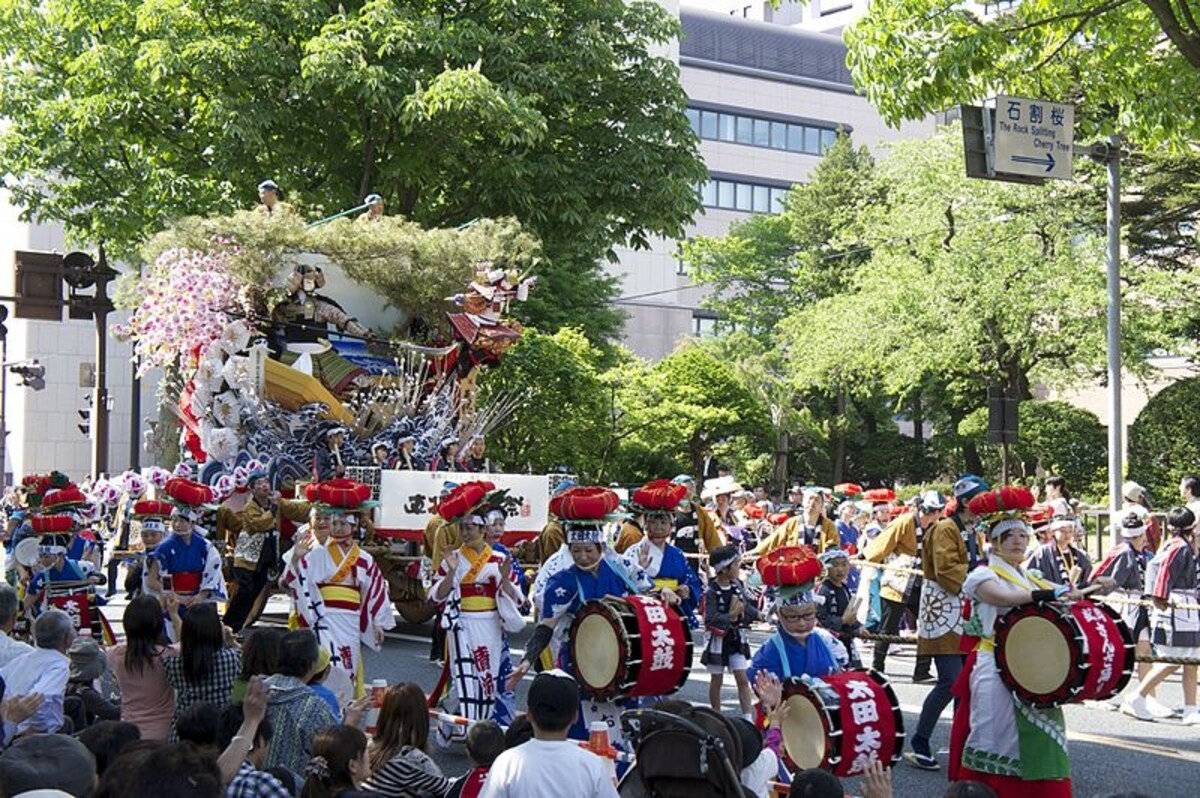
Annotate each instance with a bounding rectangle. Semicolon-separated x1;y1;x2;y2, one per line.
430;438;461;472
460;437;491;473
747;546;848;687
670;475;724;570
508;486;651;692
702;476;741;530
752;487;840;556
370;442;391;468
429;482;526;727
123;498;171;599
621;480;703;626
391;435;419;470
703;544;760;718
225;470;311;632
1089;511;1166;714
1180;473;1200;519
815;548;862;669
1121;480;1161;552
358;193;385;223
145;479;226;607
40;485;103;574
835;500;860;553
1121;506;1200;725
860;489;940;681
948;486;1112;797
24;514;105;617
315;427;350;481
534;479;572;566
105;471;147;596
906;486;975;771
424;481;459;663
1025;512;1091;588
284;479;395;696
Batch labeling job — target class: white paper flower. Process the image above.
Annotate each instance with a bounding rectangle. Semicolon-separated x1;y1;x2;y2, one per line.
121;472;147;496
173;462;195;479
203;339;226;366
194;357;224;394
143;466;170;489
212;474;236;500
212;392;242;428
221;355;254;392
218;321;252;356
203;427;240;464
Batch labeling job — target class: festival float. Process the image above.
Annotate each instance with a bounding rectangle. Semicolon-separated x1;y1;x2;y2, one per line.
113;203;547;621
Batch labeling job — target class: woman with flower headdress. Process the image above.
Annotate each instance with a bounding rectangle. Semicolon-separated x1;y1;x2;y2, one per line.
619;479;703;627
947;486;1114;797
284;479;394;696
428;482;527;729
145;478;227;608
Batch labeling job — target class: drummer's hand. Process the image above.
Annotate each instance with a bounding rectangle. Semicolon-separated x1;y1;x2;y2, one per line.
659;588;681;607
500;557;513;582
1094;576;1117;593
637;543;651;570
293;533;312;560
754;670;783;713
443;549;461;574
1064;589;1084;602
859;760;893;798
374;627;385;647
506;661;531;692
842;602;859;626
676;584;690;600
730;596;743;621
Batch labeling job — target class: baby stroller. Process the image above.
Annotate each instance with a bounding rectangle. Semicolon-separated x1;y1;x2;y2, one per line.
617;707;754;798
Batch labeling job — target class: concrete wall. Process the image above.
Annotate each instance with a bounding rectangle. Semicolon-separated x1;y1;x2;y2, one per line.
0;191;159;483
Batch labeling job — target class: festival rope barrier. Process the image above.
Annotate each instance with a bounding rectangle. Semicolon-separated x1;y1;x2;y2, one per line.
851;629;1200;666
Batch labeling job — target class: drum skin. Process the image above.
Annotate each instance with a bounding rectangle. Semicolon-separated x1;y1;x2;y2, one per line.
779;669;904;777
568;596;693;701
995;599;1135;708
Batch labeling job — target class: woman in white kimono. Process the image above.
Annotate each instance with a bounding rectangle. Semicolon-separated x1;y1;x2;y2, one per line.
429;481;525;733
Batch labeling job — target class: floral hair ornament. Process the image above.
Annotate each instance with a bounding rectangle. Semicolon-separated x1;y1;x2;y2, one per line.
967;486;1036;540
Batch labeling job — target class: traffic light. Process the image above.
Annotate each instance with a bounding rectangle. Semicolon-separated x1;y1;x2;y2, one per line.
11;361;45;391
78;399;90;437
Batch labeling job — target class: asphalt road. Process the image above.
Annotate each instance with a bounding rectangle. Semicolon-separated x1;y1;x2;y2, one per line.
104;596;1200;797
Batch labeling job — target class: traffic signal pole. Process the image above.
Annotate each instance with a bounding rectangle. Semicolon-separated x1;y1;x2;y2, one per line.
91;245;117;478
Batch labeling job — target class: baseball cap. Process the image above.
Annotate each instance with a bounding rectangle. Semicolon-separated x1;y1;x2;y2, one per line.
527;670;579;731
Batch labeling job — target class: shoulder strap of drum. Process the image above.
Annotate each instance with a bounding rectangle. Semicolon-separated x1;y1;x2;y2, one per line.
605;557;641;595
770;633;792;680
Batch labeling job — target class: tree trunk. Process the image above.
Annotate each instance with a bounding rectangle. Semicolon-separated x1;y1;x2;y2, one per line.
911;392;924;446
773;428;790;496
833;387;847;483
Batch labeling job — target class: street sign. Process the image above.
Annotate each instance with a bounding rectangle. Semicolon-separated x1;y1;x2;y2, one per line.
991;96;1074;180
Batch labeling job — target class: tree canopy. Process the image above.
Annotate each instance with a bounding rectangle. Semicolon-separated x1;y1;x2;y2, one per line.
0;0;706;342
843;0;1200;147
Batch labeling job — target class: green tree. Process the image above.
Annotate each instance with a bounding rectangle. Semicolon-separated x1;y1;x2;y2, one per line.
475;328;610;477
0;0;705;343
682;135;883;338
778;127;1148;471
610;343;770;482
1128;377;1200;502
959;400;1109;498
843;0;1200;146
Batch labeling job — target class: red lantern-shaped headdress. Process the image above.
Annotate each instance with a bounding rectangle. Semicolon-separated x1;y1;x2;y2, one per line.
550;486;621;545
304;479;376;514
437;481;497;523
629;480;688;517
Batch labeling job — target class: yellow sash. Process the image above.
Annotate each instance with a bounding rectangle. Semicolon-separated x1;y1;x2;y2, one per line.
318;583;362;607
653;577;680;592
329;542;360;585
461;596;498;612
461;544;494;585
976;560;1054;652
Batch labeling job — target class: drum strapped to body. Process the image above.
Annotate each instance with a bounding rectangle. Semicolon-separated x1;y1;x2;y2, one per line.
568;595;693;701
46;581;105;639
779;669;904;777
995;598;1135;708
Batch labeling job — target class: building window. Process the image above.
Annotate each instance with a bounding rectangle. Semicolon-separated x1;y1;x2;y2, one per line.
688;106;843;157
697;177;793;215
693;312;719;338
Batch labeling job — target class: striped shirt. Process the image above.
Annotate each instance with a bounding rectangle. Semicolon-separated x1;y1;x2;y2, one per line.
362;747;449;797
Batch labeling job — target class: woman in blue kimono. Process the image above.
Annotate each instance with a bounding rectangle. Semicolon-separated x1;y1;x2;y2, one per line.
621;480;703;627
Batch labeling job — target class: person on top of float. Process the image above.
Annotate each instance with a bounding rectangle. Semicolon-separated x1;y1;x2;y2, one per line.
284;479;394;696
509;486;652;689
619;480;703;627
145;478;226;608
428;481;526;729
948;486;1114;798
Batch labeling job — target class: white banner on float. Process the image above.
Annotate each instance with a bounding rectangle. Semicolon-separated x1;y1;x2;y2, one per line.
378;470;549;533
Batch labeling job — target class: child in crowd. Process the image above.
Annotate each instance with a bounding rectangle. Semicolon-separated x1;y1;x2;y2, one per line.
702;545;760;719
814;549;862;668
448;720;506;798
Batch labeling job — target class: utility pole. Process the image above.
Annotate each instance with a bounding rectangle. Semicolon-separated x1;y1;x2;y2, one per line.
1099;138;1123;540
90;245;119;478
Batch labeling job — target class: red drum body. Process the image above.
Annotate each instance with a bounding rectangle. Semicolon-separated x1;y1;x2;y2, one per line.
47;584;103;639
995;599;1134;708
568;595;693;701
780;670;904;777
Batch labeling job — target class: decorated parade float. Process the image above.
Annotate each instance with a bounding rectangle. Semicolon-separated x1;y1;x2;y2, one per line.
111;203;550;620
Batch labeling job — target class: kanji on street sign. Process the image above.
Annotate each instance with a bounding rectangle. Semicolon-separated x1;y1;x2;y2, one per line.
992;96;1074;180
